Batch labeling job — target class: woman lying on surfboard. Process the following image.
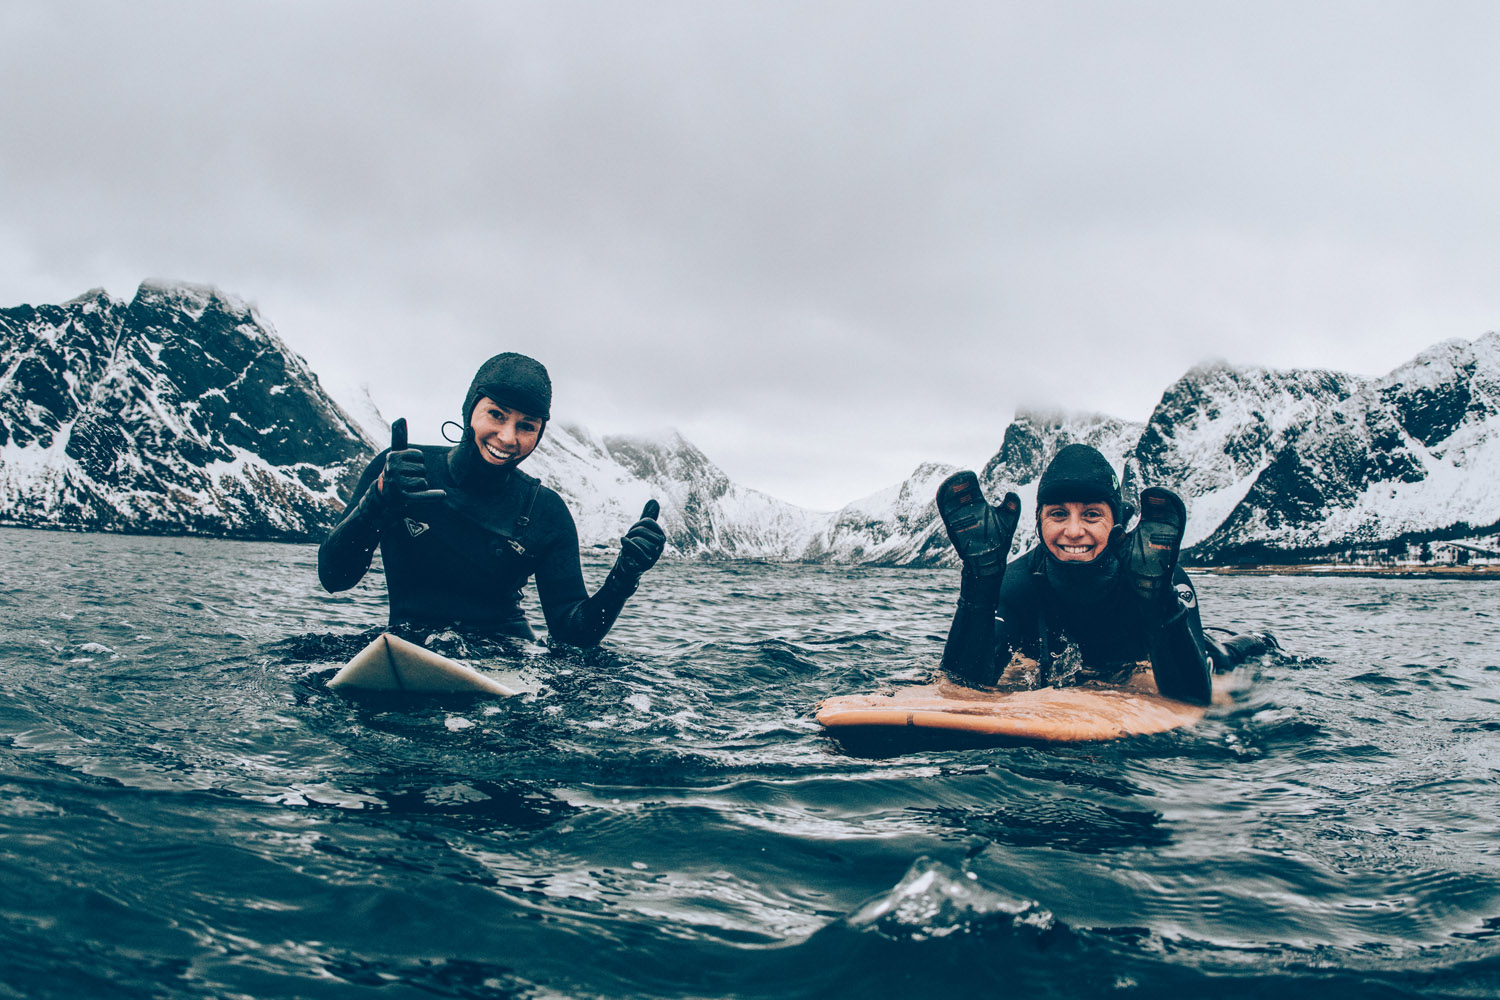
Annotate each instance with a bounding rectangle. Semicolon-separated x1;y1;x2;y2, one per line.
317;352;665;645
935;444;1273;705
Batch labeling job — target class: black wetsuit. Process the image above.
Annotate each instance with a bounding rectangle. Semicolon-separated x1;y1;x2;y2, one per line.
318;443;641;645
941;543;1217;704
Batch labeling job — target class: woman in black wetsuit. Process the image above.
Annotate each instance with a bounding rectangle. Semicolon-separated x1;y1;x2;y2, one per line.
318;352;665;645
935;444;1270;705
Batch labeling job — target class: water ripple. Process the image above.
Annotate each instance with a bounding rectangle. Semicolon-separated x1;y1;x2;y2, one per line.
2;529;1499;998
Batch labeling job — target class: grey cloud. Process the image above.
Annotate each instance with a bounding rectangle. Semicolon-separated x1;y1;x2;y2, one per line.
3;0;1498;508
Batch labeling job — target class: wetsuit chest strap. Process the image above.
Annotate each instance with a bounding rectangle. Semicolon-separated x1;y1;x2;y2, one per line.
502;479;543;556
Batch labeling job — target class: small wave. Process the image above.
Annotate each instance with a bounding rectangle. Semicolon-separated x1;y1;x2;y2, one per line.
842;857;1056;942
919;798;1171;855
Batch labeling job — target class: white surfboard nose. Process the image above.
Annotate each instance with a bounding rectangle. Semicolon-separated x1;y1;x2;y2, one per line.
328;633;519;696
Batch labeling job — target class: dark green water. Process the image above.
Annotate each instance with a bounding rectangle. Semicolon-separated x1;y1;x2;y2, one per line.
2;527;1497;998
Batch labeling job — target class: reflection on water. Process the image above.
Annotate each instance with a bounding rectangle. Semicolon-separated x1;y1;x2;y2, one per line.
1;527;1498;999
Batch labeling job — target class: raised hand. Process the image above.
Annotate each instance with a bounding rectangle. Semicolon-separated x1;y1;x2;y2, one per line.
379;418;446;510
1122;486;1186;603
936;471;1020;578
616;499;666;577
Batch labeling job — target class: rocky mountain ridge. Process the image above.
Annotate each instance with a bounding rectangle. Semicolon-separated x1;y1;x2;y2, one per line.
3;282;1495;563
0;282;372;540
1187;333;1500;560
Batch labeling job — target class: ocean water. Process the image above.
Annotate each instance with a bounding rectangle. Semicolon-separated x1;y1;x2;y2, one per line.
2;526;1498;999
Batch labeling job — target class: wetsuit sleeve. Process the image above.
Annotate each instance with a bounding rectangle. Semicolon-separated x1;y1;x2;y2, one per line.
531;500;641;647
317;452;389;593
940;569;1003;686
1145;567;1213;705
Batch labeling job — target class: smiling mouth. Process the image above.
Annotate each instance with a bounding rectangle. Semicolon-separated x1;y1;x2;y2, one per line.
483;444;516;463
1058;544;1094;555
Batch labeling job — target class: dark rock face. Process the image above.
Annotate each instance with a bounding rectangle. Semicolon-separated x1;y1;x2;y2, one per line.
0;282;375;541
1124;364;1366;511
5;282;1495;562
982;410;1141;492
1189;333;1500;560
603;432;732;554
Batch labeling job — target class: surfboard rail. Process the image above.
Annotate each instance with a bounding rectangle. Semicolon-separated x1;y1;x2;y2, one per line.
815;683;1204;743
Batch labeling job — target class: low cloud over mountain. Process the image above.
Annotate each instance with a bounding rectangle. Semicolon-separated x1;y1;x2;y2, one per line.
4;282;1495;562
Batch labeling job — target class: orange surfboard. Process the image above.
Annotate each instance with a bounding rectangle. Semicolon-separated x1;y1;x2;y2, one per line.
815;682;1205;743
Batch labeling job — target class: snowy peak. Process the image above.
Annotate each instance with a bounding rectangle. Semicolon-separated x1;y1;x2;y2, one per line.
1376;332;1500;451
521;423;827;560
4;282;1494;561
1;282;374;539
817;337;1498;567
61;287;120;314
1134;361;1366;486
1191;332;1500;559
600;429;827;559
132;278;253;321
1126;362;1366;546
820;460;960;566
117;280;374;466
603;430;731;497
817;411;1144;567
981;408;1141;489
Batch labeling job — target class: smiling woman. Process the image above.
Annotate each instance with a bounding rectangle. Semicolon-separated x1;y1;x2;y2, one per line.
316;352;667;645
469;398;543;467
1039;500;1115;561
932;444;1254;706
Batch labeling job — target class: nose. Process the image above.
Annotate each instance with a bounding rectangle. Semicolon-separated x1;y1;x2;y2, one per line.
1060;513;1087;538
495;420;516;446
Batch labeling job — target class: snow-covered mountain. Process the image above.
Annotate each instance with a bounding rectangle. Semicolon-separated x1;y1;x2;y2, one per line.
1191;333;1500;559
525;425;829;560
1123;363;1368;548
0;280;832;555
816;461;961;566
4;282;1495;563
0;282;373;540
811;411;1145;567
980;410;1145;558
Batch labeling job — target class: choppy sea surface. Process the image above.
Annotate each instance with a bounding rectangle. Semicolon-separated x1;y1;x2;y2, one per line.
2;527;1498;999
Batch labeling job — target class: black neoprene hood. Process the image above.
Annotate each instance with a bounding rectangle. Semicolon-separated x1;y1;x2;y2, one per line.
463;353;553;423
1036;444;1123;521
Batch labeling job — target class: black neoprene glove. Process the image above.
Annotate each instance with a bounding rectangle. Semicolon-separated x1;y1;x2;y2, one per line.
936;471;1021;579
378;418;446;513
1123;486;1187;610
614;500;666;578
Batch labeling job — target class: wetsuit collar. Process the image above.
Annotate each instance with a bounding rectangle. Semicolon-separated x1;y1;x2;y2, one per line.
1033;538;1125;607
447;428;519;494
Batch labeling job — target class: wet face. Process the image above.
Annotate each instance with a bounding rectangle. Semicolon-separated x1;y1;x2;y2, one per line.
1039;501;1115;562
469;396;543;466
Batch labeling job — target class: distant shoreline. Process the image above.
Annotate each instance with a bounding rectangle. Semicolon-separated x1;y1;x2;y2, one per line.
1195;564;1500;579
6;522;1500;577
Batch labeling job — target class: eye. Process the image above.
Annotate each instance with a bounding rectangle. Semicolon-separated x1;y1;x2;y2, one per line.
517;422;538;434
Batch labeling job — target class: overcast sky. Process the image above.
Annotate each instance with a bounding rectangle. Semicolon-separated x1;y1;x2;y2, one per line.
3;1;1498;509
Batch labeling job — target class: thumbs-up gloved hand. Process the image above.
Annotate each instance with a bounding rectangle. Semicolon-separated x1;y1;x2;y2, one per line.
378;418;446;512
615;500;666;578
